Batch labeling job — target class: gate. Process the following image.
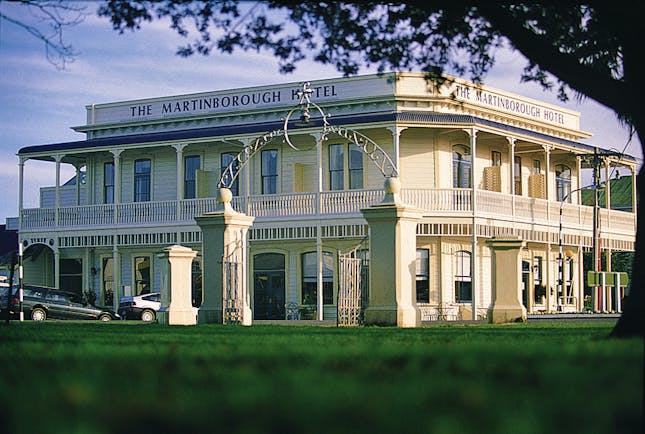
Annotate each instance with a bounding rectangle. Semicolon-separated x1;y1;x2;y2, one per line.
222;239;245;324
337;241;369;326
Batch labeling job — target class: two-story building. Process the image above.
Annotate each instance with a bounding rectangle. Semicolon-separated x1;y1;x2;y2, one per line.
17;72;637;322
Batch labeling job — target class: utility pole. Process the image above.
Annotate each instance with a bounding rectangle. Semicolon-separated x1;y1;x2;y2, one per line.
592;147;601;312
585;147;623;312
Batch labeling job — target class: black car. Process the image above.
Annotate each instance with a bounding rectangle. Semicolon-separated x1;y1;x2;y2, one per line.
1;286;119;322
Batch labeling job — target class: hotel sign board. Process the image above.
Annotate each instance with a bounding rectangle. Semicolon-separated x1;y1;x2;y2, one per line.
84;73;580;132
86;76;395;125
444;80;580;130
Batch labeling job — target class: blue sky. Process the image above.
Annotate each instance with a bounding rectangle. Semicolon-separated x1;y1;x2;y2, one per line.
0;1;642;223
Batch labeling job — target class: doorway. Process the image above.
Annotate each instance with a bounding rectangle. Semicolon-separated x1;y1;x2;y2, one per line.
253;253;285;320
521;260;530;308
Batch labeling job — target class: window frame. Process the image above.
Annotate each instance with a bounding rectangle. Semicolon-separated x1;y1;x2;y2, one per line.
348;144;364;190
328;144;345;191
454;250;472;302
220;152;240;196
183;155;201;200
491;150;502;167
133;255;152;296
103;161;115;204
415;248;430;303
555;164;572;202
261;150;278;194
514;155;522;195
301;251;334;305
452;145;472;188
133;158;151;202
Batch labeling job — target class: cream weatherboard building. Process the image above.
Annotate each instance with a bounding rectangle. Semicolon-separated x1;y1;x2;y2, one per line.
17;72;637;324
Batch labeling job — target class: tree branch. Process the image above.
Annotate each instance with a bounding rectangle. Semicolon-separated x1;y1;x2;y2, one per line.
476;4;634;119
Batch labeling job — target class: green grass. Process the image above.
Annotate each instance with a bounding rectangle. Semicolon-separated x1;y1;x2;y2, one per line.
0;321;642;434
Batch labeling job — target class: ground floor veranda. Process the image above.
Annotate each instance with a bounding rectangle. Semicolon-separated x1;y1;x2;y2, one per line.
19;226;627;322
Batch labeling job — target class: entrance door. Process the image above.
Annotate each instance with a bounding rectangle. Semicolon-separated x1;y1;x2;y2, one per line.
521;260;530;308
253;253;285;320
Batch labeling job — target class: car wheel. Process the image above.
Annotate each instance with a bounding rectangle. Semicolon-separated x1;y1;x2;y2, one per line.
31;307;46;321
99;314;112;322
141;309;156;322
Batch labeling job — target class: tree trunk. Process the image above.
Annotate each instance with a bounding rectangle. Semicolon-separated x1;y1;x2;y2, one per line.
610;139;644;338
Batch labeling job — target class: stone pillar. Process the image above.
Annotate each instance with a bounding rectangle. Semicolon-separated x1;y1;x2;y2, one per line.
157;245;198;326
487;235;527;323
362;177;423;327
195;188;255;324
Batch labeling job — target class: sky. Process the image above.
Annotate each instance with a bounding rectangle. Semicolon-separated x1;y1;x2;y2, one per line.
0;2;642;224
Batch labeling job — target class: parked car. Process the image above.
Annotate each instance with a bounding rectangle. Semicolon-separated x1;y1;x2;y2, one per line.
119;292;161;322
1;286;119;321
118;292;200;322
0;285;18;313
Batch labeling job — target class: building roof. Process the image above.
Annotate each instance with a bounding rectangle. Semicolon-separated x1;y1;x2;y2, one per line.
18;111;638;165
581;176;635;211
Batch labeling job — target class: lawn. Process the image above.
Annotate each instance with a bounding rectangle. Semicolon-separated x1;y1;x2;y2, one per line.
0;321;641;434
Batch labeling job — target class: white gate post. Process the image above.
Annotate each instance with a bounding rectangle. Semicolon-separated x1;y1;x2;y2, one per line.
487;235;527;323
361;178;423;327
157;245;198;325
195;188;255;324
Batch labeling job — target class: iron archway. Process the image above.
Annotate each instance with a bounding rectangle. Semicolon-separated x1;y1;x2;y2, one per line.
218;82;398;191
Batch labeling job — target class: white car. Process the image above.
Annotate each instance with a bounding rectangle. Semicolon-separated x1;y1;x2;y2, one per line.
119;292;161;322
118;292;199;322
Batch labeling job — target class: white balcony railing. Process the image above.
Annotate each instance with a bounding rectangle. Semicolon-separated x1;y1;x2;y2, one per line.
20;188;636;238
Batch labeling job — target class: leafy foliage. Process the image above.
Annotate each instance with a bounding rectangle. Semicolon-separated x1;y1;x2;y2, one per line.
96;2;640;118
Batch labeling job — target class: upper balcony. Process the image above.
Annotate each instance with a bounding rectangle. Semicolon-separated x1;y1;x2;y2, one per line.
20;188;636;247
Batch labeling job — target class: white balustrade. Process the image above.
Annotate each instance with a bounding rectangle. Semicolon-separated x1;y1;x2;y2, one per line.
19;189;636;242
21;208;56;230
402;189;472;212
514;196;549;222
322;189;383;214
117;200;177;224
248;193;315;217
477;190;513;217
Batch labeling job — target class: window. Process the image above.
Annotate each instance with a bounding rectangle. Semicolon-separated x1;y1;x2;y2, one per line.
261;150;278;194
514;156;522;195
102;257;114;306
452;145;471;188
184;155;200;199
533;159;541;175
134;256;151;295
104;162;114;204
329;144;364;190
301;251;334;305
192;257;202;308
59;258;82;295
491;151;502;167
416;249;429;303
555;164;572;202
329;144;344;190
134;159;151;202
220;152;239;196
533;256;545;304
349;144;364;189
454;250;472;302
